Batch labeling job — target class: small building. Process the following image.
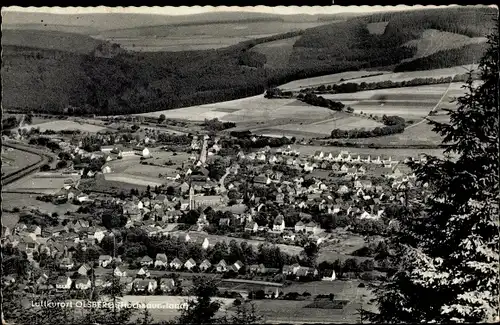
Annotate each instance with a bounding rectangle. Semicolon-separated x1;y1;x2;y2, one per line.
184;258;197;270
154;254;168;268
322;270;336;281
170;258;183;270
199;259;212;271
77;263;91;276
244;221;258;233
140;255;154;267
216;260;228;272
294;221;305;233
159;278;175;292
98;255;113;268
55;276;72;290
273;215;285;233
75;277;92;290
114;266;127;277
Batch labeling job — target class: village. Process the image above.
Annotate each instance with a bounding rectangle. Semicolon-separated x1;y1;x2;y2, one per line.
2;117;428;306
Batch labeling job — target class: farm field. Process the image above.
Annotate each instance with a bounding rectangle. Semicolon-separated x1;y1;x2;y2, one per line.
1;192;79;216
18;120;108;133
252;280;374;323
402;29;487;60
1;148;41;176
278;70;392;90
3;172;81;195
339;64;478;85
138;94;333;124
321;83;465;119
95;22;327;52
256;114;384;138
250;36;301;69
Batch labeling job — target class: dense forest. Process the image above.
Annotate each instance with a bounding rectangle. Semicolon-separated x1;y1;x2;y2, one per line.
1;7;495;116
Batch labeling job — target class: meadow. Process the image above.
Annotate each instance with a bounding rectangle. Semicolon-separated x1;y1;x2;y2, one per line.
3;172;81;195
1;192;79;218
1;148;41;176
19;120;108;133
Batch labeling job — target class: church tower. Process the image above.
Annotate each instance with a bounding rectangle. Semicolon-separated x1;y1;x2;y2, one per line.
189;184;195;210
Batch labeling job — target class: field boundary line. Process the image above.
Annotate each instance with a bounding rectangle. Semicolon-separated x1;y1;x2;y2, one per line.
405;74;456;130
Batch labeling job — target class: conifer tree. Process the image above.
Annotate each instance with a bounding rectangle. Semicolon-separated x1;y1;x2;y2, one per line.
363;25;499;323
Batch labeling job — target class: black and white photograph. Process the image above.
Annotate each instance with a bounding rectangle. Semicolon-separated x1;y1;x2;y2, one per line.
1;4;498;324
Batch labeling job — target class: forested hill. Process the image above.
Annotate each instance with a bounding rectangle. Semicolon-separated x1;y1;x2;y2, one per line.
2;7;496;116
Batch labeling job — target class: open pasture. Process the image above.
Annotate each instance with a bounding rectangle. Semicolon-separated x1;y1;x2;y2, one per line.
403;29;487;60
1;193;79;217
121;164;179;179
4;172;80;195
96;21;326;52
251;36;301;69
19;120;107;133
278;70;392;90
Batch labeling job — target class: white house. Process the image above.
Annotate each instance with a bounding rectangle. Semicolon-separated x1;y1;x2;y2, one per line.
199;259;212;271
294;221;305;232
170;258;183;270
56;276;72;290
114;266;127;277
140;255;153;266
305;221;321;234
184;258;197;270
101;165;112;174
273;215;285;233
216;260;228;272
154;254;168;268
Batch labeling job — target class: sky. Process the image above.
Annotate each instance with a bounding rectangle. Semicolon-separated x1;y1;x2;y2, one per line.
2;5;459;16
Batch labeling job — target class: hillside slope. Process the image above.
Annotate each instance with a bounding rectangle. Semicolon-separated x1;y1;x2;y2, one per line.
1;7;496;116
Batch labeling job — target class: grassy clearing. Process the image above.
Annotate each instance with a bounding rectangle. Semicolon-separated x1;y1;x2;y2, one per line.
366;22;389;35
251;36;301;69
403;29;487;60
1;192;79;216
